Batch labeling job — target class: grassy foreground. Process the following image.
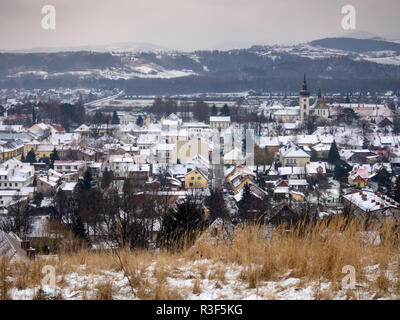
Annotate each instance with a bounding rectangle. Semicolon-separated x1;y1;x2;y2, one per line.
1;217;400;300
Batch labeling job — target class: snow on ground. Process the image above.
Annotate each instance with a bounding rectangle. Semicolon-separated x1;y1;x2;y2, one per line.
7;258;400;300
7;65;196;81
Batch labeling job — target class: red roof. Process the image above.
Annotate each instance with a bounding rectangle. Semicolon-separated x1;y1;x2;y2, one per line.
50;123;65;132
350;168;368;180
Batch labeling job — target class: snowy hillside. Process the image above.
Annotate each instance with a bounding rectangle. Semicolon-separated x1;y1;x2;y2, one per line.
1;37;400;93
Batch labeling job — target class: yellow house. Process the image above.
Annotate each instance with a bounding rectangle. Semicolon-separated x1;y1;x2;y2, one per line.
279;143;311;167
185;168;208;189
29;123;51;139
89;126;116;137
290;191;305;202
24;140;41;156
35;144;55;159
348;167;369;188
225;165;256;186
1;141;25;161
232;176;253;194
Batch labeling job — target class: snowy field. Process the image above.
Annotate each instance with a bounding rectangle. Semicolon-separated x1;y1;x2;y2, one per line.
7;258;400;300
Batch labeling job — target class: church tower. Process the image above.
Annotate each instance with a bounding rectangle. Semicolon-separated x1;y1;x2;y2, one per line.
299;73;310;122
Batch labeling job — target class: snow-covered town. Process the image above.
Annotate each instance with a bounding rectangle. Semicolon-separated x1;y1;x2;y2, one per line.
1;74;400;300
1;76;400;230
3;0;400;304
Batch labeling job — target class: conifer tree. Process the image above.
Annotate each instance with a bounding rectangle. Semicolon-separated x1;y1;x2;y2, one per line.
111;111;120;125
72;215;90;244
221;104;230;116
211;105;218;116
26;149;37;164
49;147;59;169
136;115;143;127
78;170;94;191
328;141;340;164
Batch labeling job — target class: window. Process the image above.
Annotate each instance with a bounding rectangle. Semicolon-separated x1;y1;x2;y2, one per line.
191;177;194;180
189;183;193;187
197;177;201;180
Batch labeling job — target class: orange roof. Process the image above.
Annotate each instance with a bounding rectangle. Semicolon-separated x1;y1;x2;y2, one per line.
50;123;65;132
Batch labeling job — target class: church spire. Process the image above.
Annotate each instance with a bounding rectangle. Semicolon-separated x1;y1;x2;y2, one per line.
300;73;310;97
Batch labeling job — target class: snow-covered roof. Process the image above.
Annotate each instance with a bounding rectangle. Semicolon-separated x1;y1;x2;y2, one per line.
224;148;245;161
306;161;327;175
349;167;369;180
296;135;320;146
210;116;231;122
278;166;306;176
343;190;400;213
259;136;279;148
280;143;310;158
288;179;308;186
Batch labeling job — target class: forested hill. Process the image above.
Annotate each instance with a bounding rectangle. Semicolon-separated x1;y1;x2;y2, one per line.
1;37;400;94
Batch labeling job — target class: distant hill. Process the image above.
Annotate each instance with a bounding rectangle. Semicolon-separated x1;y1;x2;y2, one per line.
0;42;171;54
310;37;400;54
1;37;400;94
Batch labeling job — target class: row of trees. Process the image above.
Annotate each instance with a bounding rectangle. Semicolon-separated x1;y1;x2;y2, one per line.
21;148;59;167
38;169;234;252
148;97;211;122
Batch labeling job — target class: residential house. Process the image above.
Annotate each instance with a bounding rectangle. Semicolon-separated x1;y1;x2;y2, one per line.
210;116;231;131
306;161;327;176
348;166;369;188
0;158;34;190
53;160;86;175
279;143;310;167
37;175;61;196
343;190;400;222
184;168;208;190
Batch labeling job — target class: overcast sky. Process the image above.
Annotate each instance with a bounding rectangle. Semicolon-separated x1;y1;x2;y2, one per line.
0;0;399;51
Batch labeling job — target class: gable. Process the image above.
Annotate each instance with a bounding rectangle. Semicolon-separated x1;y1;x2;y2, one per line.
185;169;208;181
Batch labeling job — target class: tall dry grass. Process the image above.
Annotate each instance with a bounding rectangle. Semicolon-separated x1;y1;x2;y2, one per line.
2;216;400;299
185;217;400;293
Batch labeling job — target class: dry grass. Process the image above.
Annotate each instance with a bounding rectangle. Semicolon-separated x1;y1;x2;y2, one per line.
2;217;400;299
192;279;201;295
374;272;390;294
94;281;115;300
0;256;12;300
